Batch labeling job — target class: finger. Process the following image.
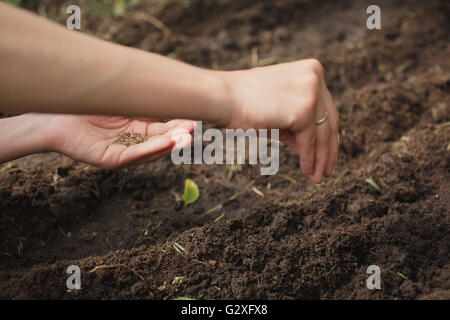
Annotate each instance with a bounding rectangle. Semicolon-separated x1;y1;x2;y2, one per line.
323;89;339;177
131;117;161;122
126;147;173;167
129;128;194;167
124;120;151;136
167;126;194;150
325;131;339;177
294;124;316;175
147;119;195;137
115;134;175;166
309;122;330;184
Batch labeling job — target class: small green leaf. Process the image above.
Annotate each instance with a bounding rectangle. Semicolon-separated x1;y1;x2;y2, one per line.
113;0;127;17
173;242;187;255
214;212;226;222
182;179;199;206
228;192;239;201
174;296;196;300
397;272;407;280
365;177;381;192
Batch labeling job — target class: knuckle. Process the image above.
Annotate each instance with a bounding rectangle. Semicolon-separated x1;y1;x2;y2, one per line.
286;112;297;130
302;84;319;113
305;58;325;78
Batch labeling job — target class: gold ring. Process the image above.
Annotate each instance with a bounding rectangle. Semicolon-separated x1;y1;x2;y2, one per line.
315;112;328;126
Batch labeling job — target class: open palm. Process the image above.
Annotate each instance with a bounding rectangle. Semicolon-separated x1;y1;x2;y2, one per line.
47;114;195;169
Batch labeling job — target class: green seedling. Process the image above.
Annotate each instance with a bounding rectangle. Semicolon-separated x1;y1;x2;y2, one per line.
113;0;127;17
397;272;407;280
228;192;239;201
89;182;101;199
2;163;18;172
17;240;23;257
142;221;152;236
173;242;187;256
174;293;203;300
365;176;381;192
228;164;242;179
182;179;199;206
173;275;185;285
281;175;297;184
214;212;226;222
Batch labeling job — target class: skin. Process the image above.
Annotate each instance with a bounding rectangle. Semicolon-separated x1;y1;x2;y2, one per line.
0;2;339;183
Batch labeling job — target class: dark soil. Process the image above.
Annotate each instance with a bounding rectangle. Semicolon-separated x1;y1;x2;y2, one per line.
0;0;449;299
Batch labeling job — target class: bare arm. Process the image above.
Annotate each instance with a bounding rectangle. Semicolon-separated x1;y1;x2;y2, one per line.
0;2;231;124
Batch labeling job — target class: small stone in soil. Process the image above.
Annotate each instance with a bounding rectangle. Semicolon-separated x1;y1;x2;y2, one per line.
113;132;148;146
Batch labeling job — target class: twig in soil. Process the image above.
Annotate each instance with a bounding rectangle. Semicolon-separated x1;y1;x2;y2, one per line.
281;175;297;184
435;121;450;129
252;187;264;197
201;192;238;216
201;181;253;217
88;264;146;283
132;12;172;38
126;208;158;217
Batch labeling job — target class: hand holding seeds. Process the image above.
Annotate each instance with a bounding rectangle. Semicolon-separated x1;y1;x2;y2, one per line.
3;114;195;169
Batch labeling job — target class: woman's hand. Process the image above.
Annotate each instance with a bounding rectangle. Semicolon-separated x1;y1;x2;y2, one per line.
222;59;339;184
48;114;195;169
0;113;194;169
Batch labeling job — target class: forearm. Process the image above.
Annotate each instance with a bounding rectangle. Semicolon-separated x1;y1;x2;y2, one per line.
0;114;53;164
0;3;232;124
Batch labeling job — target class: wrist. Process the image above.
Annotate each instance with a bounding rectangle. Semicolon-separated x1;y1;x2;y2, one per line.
211;70;240;127
0;113;56;164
